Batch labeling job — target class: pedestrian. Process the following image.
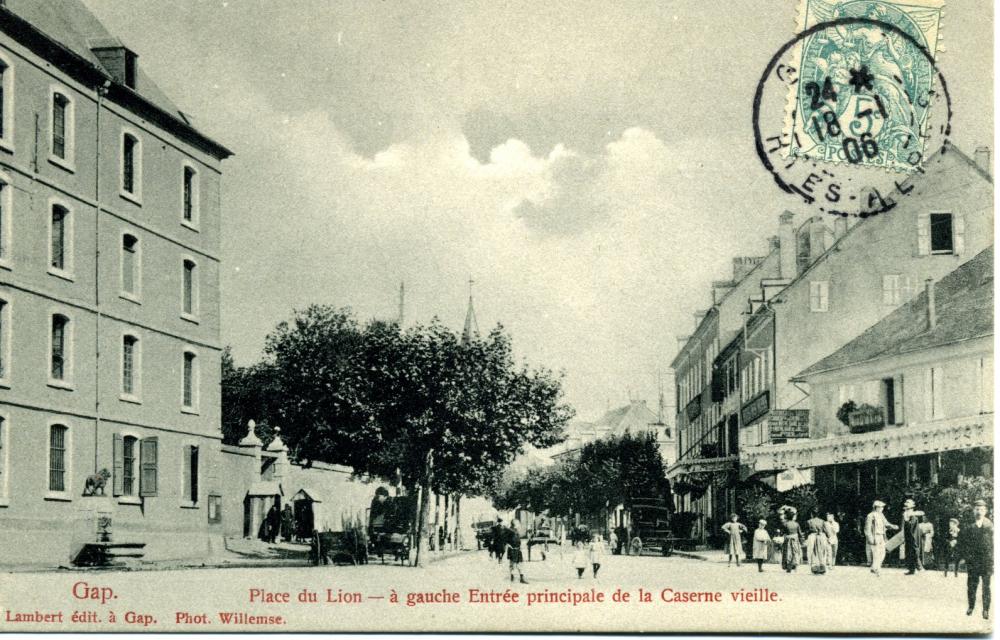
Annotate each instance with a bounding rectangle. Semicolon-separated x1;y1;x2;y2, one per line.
806;517;830;575
901;498;924;575
265;502;281;544
918;514;935;570
609;530;618;556
780;507;802;573
944;518;961;577
506;520;528;584
721;513;747;567
959;499;992;619
281;504;295;543
823;512;840;570
865;500;899;576
490;517;504;564
572;540;588;579
589;533;606;578
752;519;771;572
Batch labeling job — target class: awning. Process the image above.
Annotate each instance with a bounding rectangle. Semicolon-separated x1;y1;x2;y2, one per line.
291;488;322;503
247;481;283;497
741;414;994;474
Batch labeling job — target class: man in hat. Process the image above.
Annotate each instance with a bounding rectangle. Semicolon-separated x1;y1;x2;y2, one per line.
901;498;925;575
865;500;899;576
959;499;993;618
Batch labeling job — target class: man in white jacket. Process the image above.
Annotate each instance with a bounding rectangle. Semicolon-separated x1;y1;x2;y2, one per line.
865;500;899;576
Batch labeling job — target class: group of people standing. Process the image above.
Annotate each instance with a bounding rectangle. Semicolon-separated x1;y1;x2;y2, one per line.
721;507;840;574
485;517;610;583
261;503;296;544
720;498;993;619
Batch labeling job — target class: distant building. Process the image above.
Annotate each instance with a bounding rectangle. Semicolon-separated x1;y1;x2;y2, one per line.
551;399;676;466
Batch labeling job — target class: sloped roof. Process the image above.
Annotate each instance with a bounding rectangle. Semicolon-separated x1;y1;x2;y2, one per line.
795;246;993;379
1;1;230;158
592;401;658;429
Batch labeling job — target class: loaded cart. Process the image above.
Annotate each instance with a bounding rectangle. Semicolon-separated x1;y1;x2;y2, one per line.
628;498;675;556
367;487;417;565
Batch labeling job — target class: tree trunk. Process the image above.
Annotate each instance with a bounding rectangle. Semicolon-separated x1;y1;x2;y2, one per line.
431;493;441;551
454;495;463;550
414;449;434;568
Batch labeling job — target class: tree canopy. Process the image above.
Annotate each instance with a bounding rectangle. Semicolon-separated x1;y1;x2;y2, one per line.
225;304;574;564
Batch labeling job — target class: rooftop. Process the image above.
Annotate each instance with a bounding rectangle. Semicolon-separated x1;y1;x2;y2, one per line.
795;245;993;379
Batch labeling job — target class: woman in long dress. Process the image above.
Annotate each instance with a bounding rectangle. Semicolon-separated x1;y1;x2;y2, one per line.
752;519;772;572
780;508;802;573
806;518;831;574
721;514;748;567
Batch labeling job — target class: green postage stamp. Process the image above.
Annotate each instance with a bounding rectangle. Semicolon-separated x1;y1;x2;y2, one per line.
787;0;945;172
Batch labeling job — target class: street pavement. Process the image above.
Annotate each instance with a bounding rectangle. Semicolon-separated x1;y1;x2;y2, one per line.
0;549;991;633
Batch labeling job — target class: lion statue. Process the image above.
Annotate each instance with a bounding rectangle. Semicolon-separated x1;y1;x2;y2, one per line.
83;468;112;496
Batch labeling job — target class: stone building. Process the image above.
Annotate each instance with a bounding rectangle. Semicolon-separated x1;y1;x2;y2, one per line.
742;246;993;553
0;1;232;564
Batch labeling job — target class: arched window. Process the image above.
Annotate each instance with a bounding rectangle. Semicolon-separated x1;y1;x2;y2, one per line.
122;334;139;397
120;130;142;201
49;202;72;275
121;233;139;298
0;298;8;382
48;423;68;492
0;173;12;265
182;349;198;411
50;313;70;382
0;55;13;150
182;164;199;226
182;258;198;317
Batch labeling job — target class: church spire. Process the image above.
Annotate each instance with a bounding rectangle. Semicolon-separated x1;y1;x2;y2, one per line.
461;276;479;344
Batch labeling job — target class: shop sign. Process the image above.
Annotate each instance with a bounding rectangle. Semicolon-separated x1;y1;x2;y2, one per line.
740;390;769;426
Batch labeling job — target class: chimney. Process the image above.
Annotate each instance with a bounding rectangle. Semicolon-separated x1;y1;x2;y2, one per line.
975;146;991;175
833;216;848;239
768;235;780;252
693;310;708;331
677;336;689;351
778;211;797;279
925;278;936;330
89;38;138;89
808;218;829;262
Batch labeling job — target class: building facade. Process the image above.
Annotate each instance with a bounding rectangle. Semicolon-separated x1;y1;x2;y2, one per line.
669;143;993;548
0;1;231;564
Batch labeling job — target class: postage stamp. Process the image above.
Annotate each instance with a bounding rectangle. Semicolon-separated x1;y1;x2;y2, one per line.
785;0;946;172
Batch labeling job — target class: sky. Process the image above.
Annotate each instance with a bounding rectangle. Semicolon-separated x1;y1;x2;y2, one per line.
82;0;992;421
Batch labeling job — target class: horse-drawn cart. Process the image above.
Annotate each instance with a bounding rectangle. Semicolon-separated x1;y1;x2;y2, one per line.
628;498;674;556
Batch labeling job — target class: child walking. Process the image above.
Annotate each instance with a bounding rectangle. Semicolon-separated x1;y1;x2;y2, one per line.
752;519;772;572
589;534;607;578
572;541;588;578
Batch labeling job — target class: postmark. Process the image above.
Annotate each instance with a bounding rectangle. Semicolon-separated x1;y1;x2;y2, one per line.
753;0;952;217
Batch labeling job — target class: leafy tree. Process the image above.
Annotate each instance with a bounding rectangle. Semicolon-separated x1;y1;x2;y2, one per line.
737;480;777;527
262;305;573;566
221;347;281;446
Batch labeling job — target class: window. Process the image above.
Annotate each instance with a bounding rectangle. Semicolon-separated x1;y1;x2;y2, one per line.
809;281;829;312
121;334;139;398
120;131;142;201
0;175;12;265
114;434;138;498
918;213;966;256
50;314;70;383
182;164;199;227
182;259;198;318
51;206;67;270
48;88;74;168
0;415;7;503
182;444;199;505
121;233;139;298
882;274;901;306
208;494;222;523
48;423;68;493
0;56;14;148
182;349;198;410
0;299;7;382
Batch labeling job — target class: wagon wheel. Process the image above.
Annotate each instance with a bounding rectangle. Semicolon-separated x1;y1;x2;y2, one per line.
630;537;643;556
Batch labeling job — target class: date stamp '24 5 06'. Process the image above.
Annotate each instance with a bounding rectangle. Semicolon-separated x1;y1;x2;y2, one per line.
787;0;945;172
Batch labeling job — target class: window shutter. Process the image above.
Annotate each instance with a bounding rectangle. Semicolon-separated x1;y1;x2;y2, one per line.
917;213;930;255
139;436;158;497
932;367;945;419
893;374;904;425
113;433;124;496
953;213;965;255
923;369;933;420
